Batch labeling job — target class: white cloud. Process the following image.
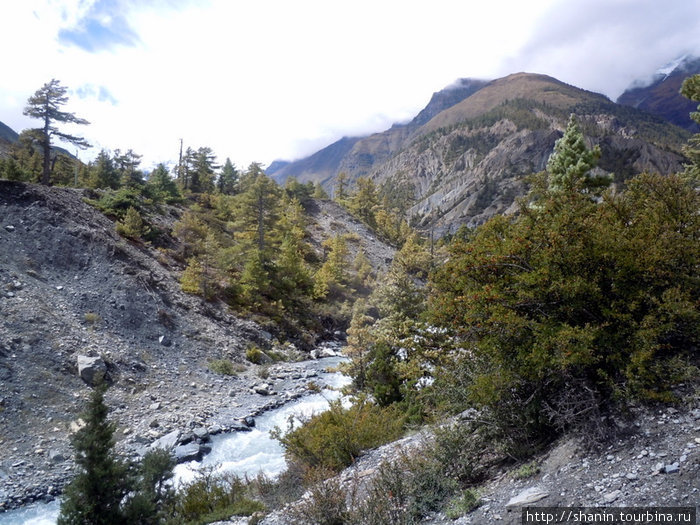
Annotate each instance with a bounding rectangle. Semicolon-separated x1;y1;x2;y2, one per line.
1;0;698;172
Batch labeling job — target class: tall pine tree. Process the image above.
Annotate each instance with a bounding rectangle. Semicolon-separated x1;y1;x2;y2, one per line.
58;385;129;525
23;79;90;185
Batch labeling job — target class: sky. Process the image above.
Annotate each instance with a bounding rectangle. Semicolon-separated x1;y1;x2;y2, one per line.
1;0;699;172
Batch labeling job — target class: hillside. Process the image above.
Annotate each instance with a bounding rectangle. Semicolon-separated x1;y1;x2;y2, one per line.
0;180;396;510
617;55;700;132
0;121;18;159
269;78;488;186
270;73;690;234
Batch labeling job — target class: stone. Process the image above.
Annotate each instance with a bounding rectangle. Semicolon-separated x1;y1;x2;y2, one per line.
255;384;273;396
603;490;622;503
505;486;549;507
665;463;680;474
173;443;202;463
4;225;15;232
48;450;65;463
150;430;180;451
193;427;210;441
158;335;171;347
77;355;106;385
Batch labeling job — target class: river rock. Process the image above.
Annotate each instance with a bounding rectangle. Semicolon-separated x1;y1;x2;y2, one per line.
150;430;180;451
506;486;549;507
173;443;203;463
77;355;106;385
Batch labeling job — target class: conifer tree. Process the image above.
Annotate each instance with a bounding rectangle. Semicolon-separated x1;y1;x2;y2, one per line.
58;385;128;525
546;115;607;192
148;163;180;201
23;79;90;185
681;74;700;182
217;158;239;195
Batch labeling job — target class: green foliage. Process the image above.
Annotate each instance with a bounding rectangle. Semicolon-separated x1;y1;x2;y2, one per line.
164;471;264;525
58;386;129;525
86;187;143;219
23;78;90;185
148;163;181;202
445;489;481;519
288;469;352;525
513;461;540;480
246;346;270;365
116;206;145;239
546;115;608;192
429;170;700;447
313;235;350;300
681;74;700;182
209;359;245;376
122;449;176;525
274;398;405;472
217;157;239;195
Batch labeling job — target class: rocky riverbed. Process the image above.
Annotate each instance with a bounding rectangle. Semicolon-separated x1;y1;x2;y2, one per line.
0;344;345;512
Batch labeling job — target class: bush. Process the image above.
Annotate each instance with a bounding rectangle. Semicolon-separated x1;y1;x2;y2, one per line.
274;398;405;472
246;346;271;365
208;359;245;376
116;206;145;239
288;469;352;525
429;172;700;448
445;489;481;519
164;470;264;525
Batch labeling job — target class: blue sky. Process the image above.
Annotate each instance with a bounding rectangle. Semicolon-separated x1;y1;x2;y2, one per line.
1;0;699;171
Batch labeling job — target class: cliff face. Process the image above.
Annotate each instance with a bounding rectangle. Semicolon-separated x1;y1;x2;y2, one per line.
271;73;690;233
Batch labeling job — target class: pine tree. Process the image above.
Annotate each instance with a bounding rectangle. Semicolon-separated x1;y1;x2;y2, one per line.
23;79;90;185
58;385;129;525
546;115;607;193
148;163;180;201
681;74;700;182
217;157;239;195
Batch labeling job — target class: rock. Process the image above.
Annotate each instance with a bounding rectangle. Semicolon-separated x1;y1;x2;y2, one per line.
255;384;273;396
664;463;680;474
48;450;65;463
244;416;255;427
505;486;549;507
150;430;180;451
77;355;106;385
158;335;171;347
173;443;202;463
4;225;15;232
149;402;161;410
193;427;210;441
603;489;622;503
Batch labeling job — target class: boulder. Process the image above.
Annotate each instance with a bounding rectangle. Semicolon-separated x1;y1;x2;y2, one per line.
505;486;549;507
150;430;180;451
77;355;106;386
173;443;203;463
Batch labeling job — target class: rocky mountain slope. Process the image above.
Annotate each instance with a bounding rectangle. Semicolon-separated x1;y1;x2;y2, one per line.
268;79;489;186
617;55;700;132
255;402;699;525
0;121;18;159
270;72;690;234
0;180;395;510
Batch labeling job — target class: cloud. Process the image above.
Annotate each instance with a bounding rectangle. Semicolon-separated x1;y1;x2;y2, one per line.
2;0;699;172
501;0;700;99
57;0;140;52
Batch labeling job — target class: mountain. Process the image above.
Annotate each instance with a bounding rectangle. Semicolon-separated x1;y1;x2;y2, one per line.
0;120;19;143
270;78;489;185
268;136;362;185
0;120;19;158
273;72;690;234
617;55;700;132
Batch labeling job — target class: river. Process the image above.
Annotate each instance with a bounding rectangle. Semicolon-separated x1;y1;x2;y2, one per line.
0;356;349;525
